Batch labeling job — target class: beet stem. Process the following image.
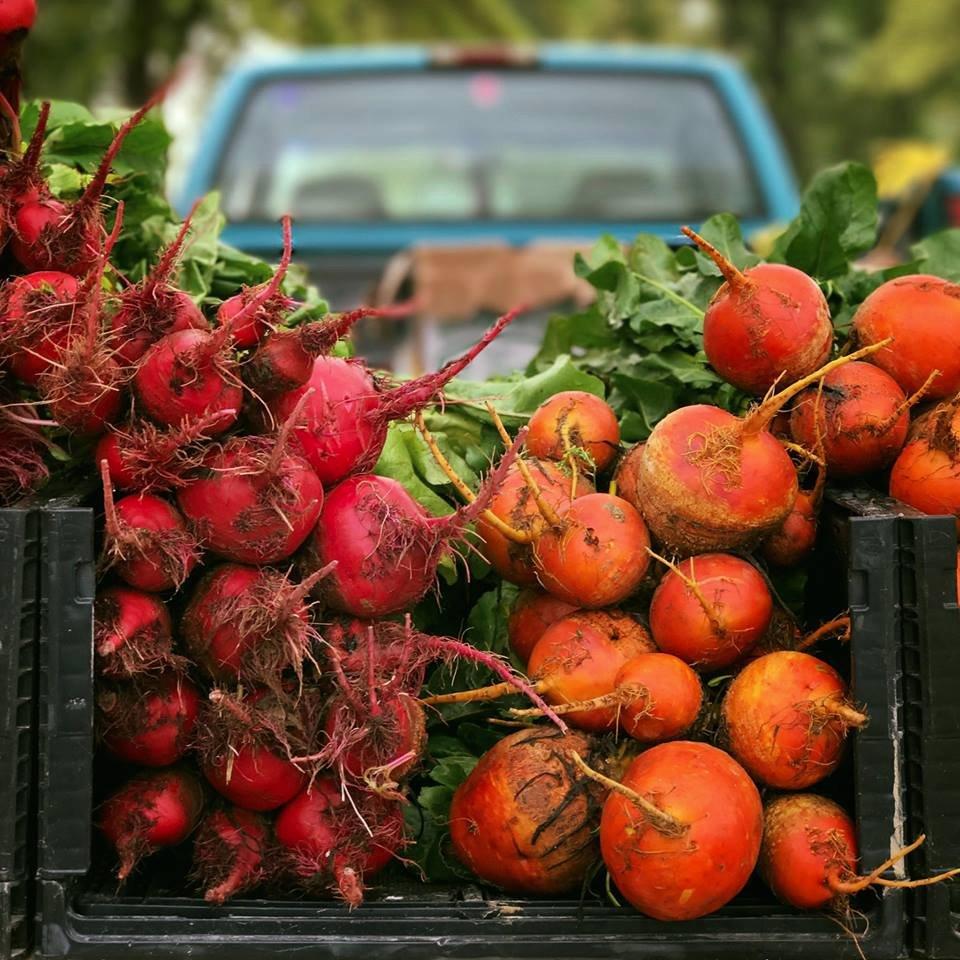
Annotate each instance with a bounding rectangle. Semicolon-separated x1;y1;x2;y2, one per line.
145;197;203;290
383;305;524;419
413;412;533;544
743;339;891;437
267;386;313;476
569;751;686;837
507;682;647;718
796;615;851;653
486;401;562;527
680;225;749;289
0;91;21;151
20;100;50;178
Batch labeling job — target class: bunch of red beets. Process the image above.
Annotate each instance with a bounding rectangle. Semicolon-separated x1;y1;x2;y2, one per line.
3;83;960;923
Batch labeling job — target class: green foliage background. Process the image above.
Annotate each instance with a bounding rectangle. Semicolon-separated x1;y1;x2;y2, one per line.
25;0;960;180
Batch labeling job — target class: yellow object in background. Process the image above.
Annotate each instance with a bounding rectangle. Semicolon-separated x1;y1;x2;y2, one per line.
871;141;951;199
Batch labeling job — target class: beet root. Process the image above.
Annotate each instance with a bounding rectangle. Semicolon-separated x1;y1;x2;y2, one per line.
614;653;703;742
99;766;205;882
760;793;960;912
195;687;318;812
633;344;884;555
475;458;590;586
789;361;920;478
192;807;270;904
449;728;605;895
853;274;960;399
180;562;326;685
94;586;182;677
534;493;651;608
275;778;405;907
98;673;200;767
525;611;656;731
722;651;868;789
525;390;621;472
176;401;324;565
683;226;832;396
100;461;201;592
596;741;763;920
648;552;773;670
507;589;579;664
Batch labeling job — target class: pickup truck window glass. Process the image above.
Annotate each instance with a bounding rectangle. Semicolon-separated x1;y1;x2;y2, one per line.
216;71;763;223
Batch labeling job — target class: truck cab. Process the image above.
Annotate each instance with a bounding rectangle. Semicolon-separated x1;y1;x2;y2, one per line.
179;44;800;374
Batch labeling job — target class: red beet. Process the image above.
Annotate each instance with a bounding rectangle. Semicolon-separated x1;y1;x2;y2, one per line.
193;807;269;904
196;688;315;812
0;419;47;505
133;325;243;433
176;393;323;564
180;562;330;684
303;428;523;617
98;673;200;767
0;99;49;247
244;303;410;396
94;585;182;677
525;391;621;472
722;651;868;789
507;589;579;664
853;274;960;399
649;552;773;671
216;216;294;349
96;408;236;492
534;493;651;607
109;201;208;365
683;226;832;396
99;766;205;881
790;361;915;477
2;270;80;386
100;460;201;592
37;209;126;435
0;1;36;36
264;306;519;486
12;94;161;275
275;777;404;907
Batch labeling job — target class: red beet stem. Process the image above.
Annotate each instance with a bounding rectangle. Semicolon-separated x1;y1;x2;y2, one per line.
291;560;337;604
380;305;523;420
144;198;203;291
19;100;49;178
420;633;567;732
266;385;313;475
0;92;20;150
77;88;165;212
431;425;527;539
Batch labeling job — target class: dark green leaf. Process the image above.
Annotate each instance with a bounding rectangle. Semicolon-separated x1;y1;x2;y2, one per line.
911;229;960;282
690;212;762;276
771;162;878;279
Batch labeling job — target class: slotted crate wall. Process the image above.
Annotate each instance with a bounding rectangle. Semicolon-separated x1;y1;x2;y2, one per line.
32;497;912;960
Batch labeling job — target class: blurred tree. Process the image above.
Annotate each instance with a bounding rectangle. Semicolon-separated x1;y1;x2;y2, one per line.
21;0;959;179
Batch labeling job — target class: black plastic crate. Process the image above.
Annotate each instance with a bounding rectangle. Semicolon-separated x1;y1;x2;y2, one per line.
898;514;960;958
0;508;41;960
35;501;909;960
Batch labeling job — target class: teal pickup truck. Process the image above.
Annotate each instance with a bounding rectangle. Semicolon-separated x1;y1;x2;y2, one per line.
178;44;802;371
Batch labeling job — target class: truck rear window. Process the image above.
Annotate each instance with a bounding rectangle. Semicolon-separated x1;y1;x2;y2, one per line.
216;70;763;223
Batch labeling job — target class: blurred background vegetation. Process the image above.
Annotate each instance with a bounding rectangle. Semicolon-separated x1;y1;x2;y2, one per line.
25;0;960;181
